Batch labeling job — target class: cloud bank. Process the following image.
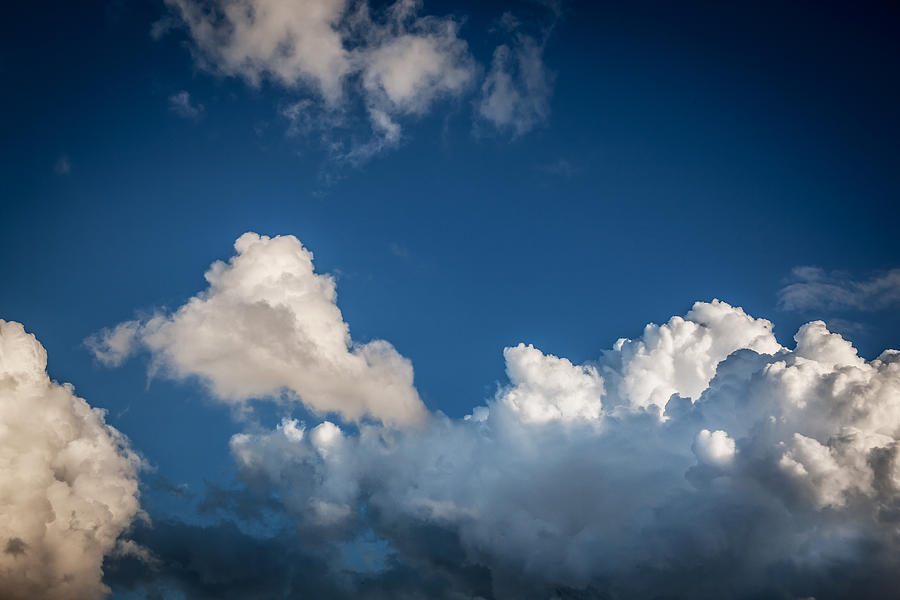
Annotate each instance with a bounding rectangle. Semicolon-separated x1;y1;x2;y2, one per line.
94;234;900;598
222;307;900;599
0;320;142;600
89;232;426;426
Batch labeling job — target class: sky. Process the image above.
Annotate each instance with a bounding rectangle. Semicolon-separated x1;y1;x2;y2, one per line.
1;1;899;599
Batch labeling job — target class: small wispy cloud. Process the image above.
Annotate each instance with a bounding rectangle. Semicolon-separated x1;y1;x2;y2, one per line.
778;266;900;312
389;242;410;259
54;155;71;175
477;8;559;137
168;90;204;120
539;157;577;177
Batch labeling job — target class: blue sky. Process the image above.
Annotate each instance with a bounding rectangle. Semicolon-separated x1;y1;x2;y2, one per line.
1;1;900;599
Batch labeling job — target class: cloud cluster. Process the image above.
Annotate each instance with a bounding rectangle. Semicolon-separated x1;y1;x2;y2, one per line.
92;234;900;598
0;320;142;600
165;0;475;152
89;232;426;426
778;266;900;312
220;301;900;599
161;0;558;157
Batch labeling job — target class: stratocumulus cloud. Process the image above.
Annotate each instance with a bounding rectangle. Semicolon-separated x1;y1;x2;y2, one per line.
94;235;900;599
0;320;142;600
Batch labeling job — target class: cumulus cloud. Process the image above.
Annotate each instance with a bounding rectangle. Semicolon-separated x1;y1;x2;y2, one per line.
477;11;556;136
163;0;475;155
90;232;426;426
85;233;900;598
778;266;900;312
167;90;204;119
206;299;900;599
0;320;142;600
599;298;782;410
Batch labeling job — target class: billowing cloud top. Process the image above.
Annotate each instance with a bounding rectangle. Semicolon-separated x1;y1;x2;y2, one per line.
0;320;141;600
222;301;900;598
89;232;426;426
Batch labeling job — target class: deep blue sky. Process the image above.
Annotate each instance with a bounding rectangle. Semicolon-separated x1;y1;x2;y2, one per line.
2;0;899;535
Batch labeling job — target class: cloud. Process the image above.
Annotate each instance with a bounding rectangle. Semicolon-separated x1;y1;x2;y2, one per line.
0;320;142;600
85;320;141;367
778;266;900;312
200;299;899;599
168;91;205;119
90;232;426;427
163;0;475;156
54;155;71;175
477;11;556;136
86;233;900;598
539;157;577;177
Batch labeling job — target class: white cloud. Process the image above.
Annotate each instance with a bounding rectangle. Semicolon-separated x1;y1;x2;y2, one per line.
86;320;141;367
498;343;604;423
477;12;555;136
693;429;736;467
164;0;475;153
90;232;426;427
0;320;142;600
167;90;204;119
778;266;900;312
223;298;900;597
600;299;782;410
166;0;352;101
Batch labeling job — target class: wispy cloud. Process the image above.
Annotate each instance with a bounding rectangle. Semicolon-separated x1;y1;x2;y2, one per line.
540;157;578;177
477;10;558;137
167;90;204;119
54;154;71;175
157;0;559;164
778;266;900;312
162;0;474;158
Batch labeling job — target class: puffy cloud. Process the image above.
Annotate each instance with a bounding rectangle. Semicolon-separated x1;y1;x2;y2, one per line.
0;320;142;600
90;232;426;426
218;300;900;599
164;0;475;151
85;320;140;367
498;343;604;423
477;12;555;136
85;232;900;598
778;265;900;312
600;298;782;410
166;0;352;101
693;428;736;467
